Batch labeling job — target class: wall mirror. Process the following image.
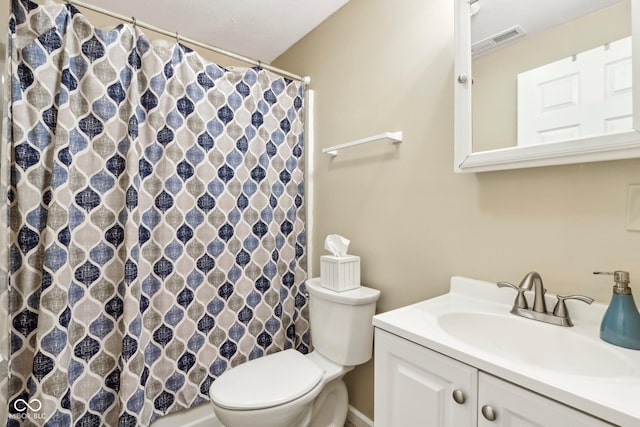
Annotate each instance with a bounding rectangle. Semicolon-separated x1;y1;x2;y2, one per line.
454;0;640;172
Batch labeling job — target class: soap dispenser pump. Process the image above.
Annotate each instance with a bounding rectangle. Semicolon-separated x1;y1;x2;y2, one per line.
594;271;640;350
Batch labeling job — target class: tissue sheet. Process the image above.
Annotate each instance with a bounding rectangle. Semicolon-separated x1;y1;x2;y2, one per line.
324;234;350;257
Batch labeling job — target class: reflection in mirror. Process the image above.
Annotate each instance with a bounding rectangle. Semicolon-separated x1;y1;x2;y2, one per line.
517;36;632;146
472;0;631;152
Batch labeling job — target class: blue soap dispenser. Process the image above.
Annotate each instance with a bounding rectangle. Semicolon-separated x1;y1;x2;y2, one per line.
595;271;640;350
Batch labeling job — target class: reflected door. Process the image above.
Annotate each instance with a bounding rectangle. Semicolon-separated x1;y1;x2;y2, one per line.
517;36;632;146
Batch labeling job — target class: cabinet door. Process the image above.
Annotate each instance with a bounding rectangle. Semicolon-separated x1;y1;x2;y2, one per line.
374;329;477;427
478;373;614;427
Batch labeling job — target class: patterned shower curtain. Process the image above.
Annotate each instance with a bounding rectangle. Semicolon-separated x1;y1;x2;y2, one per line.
5;1;308;426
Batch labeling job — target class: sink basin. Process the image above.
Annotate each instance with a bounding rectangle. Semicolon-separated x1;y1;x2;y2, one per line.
438;312;639;379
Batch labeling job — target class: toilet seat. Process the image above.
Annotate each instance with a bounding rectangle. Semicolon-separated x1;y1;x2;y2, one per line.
209;349;324;410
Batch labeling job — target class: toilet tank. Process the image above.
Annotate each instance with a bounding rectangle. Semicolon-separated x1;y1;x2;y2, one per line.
305;278;381;366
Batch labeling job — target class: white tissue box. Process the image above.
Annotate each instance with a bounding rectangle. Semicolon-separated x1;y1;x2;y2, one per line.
320;255;361;292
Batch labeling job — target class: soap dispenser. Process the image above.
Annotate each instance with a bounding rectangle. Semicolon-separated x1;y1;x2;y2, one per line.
594;271;640;350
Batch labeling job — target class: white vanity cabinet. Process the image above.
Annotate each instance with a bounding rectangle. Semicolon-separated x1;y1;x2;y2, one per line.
374;329;613;427
374;329;477;427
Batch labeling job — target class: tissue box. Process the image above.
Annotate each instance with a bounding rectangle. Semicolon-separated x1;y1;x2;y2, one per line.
320;255;361;292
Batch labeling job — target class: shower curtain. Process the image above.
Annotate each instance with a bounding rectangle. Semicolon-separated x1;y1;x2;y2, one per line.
5;1;308;426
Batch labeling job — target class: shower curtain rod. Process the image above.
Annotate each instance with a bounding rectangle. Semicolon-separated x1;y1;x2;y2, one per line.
63;0;311;85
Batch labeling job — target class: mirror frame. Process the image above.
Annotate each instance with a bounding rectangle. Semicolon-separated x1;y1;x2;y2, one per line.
454;0;640;173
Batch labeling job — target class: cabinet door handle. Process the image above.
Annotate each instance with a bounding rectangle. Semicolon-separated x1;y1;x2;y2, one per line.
481;405;497;421
452;389;466;404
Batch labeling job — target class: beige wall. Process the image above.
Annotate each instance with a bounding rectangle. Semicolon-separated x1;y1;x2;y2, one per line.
274;0;640;420
473;0;631;151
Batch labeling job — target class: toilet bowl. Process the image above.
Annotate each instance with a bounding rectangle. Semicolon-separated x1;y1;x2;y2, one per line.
209;278;380;427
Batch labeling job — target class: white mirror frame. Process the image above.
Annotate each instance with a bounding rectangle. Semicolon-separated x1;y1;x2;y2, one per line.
454;0;640;173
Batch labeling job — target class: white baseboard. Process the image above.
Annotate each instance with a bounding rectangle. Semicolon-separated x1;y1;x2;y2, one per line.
345;405;374;427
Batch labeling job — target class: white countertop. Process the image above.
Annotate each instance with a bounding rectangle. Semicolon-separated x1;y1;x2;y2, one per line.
372;276;640;427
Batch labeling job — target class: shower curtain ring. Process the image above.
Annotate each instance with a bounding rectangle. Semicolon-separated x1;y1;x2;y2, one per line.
131;17;136;28
258;60;262;70
176;32;180;44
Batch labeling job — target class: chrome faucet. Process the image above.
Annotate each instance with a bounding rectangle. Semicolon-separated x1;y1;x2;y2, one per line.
497;271;593;327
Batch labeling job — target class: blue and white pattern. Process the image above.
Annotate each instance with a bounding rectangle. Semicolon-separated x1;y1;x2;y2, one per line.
6;1;308;425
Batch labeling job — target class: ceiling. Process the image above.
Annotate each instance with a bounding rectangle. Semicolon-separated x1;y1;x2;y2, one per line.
471;0;622;43
73;0;350;63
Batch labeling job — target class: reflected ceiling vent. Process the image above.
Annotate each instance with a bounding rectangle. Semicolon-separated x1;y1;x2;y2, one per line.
472;25;526;57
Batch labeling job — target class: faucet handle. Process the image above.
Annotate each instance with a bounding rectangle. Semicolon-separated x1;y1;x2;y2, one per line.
552;294;594;325
497;281;528;309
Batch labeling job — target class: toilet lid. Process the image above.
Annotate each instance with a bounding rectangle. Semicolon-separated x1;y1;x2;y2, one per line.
209;349;324;410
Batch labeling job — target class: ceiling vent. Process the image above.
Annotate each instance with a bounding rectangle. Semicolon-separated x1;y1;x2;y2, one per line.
472;25;526;57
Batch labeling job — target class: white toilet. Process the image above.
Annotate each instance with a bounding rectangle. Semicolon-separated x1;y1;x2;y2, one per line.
209;277;380;427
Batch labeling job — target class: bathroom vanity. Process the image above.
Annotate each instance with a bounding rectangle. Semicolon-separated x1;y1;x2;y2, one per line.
373;277;640;426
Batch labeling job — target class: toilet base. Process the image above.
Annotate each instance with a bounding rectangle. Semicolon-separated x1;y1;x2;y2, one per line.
309;378;349;427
